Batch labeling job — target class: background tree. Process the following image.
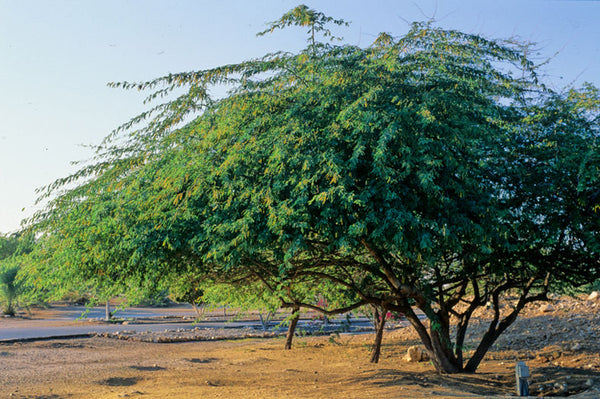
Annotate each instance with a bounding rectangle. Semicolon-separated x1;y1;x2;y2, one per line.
0;233;36;315
368;304;388;364
0;265;20;316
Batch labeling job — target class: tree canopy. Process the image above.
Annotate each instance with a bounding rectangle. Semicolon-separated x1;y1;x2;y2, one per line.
24;5;600;373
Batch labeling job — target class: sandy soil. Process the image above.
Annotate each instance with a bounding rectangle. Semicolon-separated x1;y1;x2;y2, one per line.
1;297;600;399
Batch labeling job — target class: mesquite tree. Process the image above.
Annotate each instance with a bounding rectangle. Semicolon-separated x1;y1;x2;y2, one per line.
25;5;599;373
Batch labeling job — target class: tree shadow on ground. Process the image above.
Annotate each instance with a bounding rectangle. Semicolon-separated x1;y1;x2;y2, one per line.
129;365;166;371
98;377;139;387
354;365;600;398
529;366;600;397
187;357;219;364
352;368;513;397
34;342;85;349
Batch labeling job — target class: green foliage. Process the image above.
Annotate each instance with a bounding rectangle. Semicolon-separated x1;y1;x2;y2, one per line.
202;283;280;315
169;274;204;306
24;5;600;373
257;4;349;46
0;235;20;260
0;266;20;315
0;233;37;314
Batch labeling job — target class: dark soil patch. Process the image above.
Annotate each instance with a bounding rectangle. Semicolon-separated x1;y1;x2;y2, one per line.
99;377;140;387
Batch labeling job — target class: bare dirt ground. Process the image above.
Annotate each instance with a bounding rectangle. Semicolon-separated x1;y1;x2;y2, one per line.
1;296;599;399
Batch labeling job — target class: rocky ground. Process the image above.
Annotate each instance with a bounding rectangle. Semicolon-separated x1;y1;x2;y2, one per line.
402;294;600;397
0;295;599;398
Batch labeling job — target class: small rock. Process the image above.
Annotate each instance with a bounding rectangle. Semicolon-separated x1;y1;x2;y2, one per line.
571;343;582;351
588;291;600;302
586;379;594;387
561;383;568;392
405;345;429;362
540;304;555;313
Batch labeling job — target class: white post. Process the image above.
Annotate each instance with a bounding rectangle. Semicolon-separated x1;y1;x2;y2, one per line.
516;361;530;396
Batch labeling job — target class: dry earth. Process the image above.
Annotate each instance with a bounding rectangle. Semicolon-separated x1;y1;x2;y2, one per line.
1;296;599;399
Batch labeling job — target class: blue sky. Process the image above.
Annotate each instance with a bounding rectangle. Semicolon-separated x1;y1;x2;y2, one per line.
1;0;599;233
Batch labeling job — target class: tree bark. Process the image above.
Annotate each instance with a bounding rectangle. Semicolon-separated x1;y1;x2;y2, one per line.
429;328;461;373
370;307;387;363
454;306;476;367
464;329;496;372
285;307;300;350
402;305;461;373
454;279;481;367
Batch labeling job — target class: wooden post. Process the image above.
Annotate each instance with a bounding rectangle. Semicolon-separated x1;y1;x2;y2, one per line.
516;361;530;396
105;300;112;321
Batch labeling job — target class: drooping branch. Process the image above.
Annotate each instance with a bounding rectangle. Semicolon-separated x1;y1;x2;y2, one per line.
280;299;368;316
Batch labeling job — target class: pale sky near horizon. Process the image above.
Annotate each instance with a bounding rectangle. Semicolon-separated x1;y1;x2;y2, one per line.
1;0;599;234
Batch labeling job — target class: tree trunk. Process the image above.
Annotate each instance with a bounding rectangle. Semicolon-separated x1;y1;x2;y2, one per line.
454;306;477;367
402;306;461;373
464;308;523;372
259;311;274;331
285;307;300;350
105;300;112;321
4;298;15;316
2;282;16;316
464;331;496;372
192;302;202;319
464;287;535;372
430;328;461;373
370;307;386;363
